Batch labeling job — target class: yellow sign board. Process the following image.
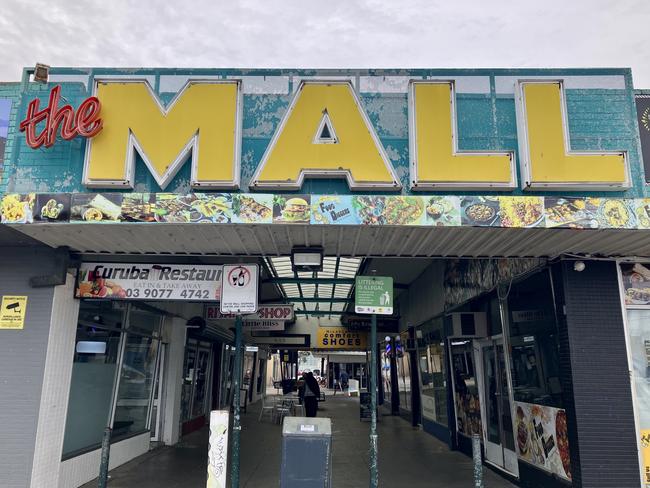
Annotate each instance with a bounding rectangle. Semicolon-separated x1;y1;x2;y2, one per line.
316;327;368;350
80;79;629;192
0;296;27;329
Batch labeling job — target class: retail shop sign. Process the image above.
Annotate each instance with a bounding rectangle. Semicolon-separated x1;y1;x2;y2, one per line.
316;327;368;350
220;264;259;314
75;262;222;301
0;296;27;329
355;276;393;315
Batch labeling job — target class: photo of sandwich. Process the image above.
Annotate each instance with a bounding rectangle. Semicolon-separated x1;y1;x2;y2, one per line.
34;193;71;222
71;193;123;222
273;195;311;223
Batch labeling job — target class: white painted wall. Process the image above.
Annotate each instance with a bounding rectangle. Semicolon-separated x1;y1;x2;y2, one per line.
30;273;80;488
58;432;150;488
161;316;187;446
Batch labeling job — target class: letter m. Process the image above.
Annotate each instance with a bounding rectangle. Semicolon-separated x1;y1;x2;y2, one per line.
84;80;242;189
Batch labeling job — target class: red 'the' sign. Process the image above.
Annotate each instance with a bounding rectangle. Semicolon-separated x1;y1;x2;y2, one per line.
19;85;103;149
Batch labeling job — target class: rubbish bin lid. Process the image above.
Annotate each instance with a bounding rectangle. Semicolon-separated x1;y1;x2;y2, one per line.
282;416;331;437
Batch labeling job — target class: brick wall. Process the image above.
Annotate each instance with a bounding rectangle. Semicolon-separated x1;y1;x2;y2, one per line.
559;260;640;488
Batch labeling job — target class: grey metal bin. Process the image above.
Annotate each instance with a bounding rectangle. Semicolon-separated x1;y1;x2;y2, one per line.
280;416;332;488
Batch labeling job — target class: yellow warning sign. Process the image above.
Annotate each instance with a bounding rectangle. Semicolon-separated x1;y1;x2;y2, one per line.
0;296;27;329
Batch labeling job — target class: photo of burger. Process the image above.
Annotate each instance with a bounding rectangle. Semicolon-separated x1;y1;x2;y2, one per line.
273;195;311;223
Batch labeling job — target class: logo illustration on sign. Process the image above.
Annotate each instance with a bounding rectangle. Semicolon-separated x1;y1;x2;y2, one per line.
0;295;28;329
220;264;259;314
355;276;393;315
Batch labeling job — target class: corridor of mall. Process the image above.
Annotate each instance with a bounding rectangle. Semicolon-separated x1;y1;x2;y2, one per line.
81;393;515;488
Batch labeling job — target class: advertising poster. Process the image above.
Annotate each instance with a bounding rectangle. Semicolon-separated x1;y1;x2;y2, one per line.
621;263;650;306
76;262;223;301
640;429;650;487
34;193;71;223
154;193;232;223
1;193;35;223
311;195;359;225
273;195;311;223
544;197;599;229
0;98;10;168
232;194;273;224
460;196;501;226
351;195;425;226
316;327;368;350
499;197;545;228
121;193;156;222
423;196;460;226
514;401;571;481
636;96;650;183
71;193;122;222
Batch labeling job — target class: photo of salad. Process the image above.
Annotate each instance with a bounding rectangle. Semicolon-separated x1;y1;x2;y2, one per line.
425;196;460;226
634;198;650;229
34;193;70;223
273;195;311;223
383;196;424;225
596;199;636;229
352;196;387;225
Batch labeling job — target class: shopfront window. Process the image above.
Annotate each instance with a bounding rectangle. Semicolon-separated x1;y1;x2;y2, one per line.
62;303;123;458
62;301;163;459
181;340;214;422
507;269;571;482
418;318;448;426
112;333;160;439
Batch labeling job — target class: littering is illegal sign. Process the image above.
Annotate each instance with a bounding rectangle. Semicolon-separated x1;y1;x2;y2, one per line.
220;264;259;314
355;276;393;315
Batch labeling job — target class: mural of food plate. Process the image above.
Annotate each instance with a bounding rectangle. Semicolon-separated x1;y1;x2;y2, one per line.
311;195;359;225
353;196;387;225
34;193;71;223
273;195;311;223
71;193;122;222
544;197;599;229
499;197;545;228
424;196;461;226
154;193;232;223
634;198;650;229
593;199;636;229
1;193;35;224
232;194;273;224
121;193;157;222
461;196;500;227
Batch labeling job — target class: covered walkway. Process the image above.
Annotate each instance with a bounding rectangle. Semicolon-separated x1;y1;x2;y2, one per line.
82;394;515;488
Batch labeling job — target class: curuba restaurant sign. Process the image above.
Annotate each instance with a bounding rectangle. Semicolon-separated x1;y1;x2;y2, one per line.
75;262;223;301
20;78;630;192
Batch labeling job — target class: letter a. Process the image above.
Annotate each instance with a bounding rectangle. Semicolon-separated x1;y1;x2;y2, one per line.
251;81;401;190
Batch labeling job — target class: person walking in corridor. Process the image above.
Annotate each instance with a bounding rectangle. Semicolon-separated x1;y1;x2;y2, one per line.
303;371;320;417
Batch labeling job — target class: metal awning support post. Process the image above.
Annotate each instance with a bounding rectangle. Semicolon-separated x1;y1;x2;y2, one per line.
231;314;243;488
369;313;378;488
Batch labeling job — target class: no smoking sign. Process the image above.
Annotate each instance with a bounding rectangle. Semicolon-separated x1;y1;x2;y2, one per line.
220;264;259;314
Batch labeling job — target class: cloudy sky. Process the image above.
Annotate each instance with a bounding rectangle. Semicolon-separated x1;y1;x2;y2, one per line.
1;0;649;86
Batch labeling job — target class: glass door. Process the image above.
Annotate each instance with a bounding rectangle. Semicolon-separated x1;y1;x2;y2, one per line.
477;338;519;476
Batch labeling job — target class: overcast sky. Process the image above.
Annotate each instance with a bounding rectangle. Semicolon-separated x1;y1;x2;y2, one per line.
1;0;649;86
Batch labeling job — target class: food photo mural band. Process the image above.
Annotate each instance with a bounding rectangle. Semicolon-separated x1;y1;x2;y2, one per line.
1;192;649;230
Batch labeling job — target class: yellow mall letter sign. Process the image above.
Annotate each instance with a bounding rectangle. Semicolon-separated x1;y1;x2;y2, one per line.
84;80;241;189
516;81;629;190
409;81;516;189
251;81;400;190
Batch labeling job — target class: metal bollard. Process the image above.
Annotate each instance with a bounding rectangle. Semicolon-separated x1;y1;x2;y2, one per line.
472;433;483;488
98;427;112;488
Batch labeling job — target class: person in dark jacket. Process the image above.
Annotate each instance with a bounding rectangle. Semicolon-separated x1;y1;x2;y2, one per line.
302;371;321;417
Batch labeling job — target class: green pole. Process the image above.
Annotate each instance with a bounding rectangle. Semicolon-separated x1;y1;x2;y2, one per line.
231;314;243;488
369;313;378;488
